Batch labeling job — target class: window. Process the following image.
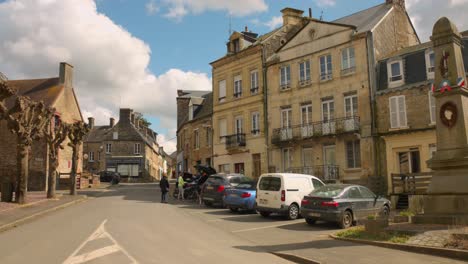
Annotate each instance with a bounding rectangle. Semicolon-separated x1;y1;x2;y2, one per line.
113;132;118;140
194;129;199;149
106;143;112;154
206;158;211;166
301;104;312;125
234;75;242;98
219;119;227;143
234;163;245;174
251;112;260;136
387;59;404;86
281;108;292;128
89;152;94;162
280;65;291;89
259;177;281;191
347;187;363;199
429;91;436;124
98;151;101;161
218;80;226;102
346;140;361;168
312;178;324;189
218;164;230;173
299;60;311;82
250;70;259;94
320;54;332;81
429;144;437;159
235;116;243;134
359;187;376;198
344;95;358;117
206;128;212;147
425;49;435;79
389;96;407;128
282;148;291;171
398;150;421;174
134;143;141;154
233;39;240;53
341;47;356;74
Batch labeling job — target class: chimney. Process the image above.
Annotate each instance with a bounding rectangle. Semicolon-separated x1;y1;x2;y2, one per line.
308;8;312;18
119;108;133;125
130;112;135;124
386;0;405;10
245;26;248;32
109;117;115;127
281;8;304;26
59;62;74;88
88;117;95;129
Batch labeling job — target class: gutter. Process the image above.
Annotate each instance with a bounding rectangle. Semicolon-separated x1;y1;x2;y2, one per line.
261;44;270;173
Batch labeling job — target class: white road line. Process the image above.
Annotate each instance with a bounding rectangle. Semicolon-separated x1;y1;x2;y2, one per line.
231;221;303;233
66;245;120;264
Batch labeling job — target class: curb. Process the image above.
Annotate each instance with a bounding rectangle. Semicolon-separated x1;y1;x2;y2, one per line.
270;252;321;264
330;234;468;262
0;195;88;233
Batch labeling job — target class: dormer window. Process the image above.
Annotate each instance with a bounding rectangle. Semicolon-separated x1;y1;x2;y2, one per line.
425;49;435;79
233;39;240;53
113;132;118;140
188;105;194;121
387;59;404;87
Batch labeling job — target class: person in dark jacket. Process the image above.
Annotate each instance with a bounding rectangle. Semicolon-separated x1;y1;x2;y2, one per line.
159;174;170;203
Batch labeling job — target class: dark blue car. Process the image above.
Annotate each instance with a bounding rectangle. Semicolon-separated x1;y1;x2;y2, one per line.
223;181;257;212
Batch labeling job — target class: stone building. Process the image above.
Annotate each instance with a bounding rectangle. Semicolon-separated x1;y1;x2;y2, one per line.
210;8;309;178
266;0;419;187
376;32;468;194
83;108;163;181
0;62;84;191
176;90;213;175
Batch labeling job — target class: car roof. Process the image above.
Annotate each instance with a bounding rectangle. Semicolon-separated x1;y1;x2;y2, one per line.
210;173;245;178
259;173;322;180
321;184;368;189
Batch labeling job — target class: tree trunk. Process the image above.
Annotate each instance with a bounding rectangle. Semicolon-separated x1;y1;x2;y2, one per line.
47;159;58;199
70;145;78;195
16;143;29;204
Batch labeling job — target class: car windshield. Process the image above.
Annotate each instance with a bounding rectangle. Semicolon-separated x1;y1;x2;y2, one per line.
206;176;224;185
309;186;345;198
229;176;253;186
234;181;256;190
259;177;281;191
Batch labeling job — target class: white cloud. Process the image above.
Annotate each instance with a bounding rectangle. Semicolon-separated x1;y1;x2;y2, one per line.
315;0;336;7
145;0;159;16
160;0;268;20
0;0;211;152
264;16;282;30
407;0;468;41
157;129;177;154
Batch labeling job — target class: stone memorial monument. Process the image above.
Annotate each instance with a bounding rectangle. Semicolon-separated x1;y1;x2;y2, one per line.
415;17;468;224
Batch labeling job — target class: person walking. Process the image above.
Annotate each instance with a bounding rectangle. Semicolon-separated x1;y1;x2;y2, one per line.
177;174;185;200
159;174;170;203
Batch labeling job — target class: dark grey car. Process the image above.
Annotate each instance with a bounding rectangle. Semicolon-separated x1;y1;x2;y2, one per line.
301;184;391;229
202;174;251;207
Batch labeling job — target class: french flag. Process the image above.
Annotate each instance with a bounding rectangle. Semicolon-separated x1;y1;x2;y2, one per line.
457;77;466;88
430;82;435;93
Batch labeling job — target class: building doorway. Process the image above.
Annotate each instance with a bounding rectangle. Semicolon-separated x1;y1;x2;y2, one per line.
398;150;421;174
252;154;261;178
323;145;336;179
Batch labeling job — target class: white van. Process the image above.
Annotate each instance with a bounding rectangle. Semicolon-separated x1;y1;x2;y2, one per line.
256;173;325;220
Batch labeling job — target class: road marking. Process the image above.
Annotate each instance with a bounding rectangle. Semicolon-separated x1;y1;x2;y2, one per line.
231;221;303;233
63;219;138;264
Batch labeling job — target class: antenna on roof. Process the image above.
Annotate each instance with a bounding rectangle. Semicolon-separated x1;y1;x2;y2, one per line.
320;11;324;21
228;12;232;37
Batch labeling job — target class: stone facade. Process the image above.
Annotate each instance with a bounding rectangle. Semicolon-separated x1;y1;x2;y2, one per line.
0;62;83;191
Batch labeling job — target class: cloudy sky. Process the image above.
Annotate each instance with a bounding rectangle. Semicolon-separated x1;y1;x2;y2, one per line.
0;0;467;153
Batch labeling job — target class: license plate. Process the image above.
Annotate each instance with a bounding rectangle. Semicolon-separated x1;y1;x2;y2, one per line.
259;199;268;205
229;194;238;197
310;212;321;217
206;186;213;190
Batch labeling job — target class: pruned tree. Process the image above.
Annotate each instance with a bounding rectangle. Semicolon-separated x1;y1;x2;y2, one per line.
5;97;54;204
0;72;15;119
45;120;70;198
67;121;89;195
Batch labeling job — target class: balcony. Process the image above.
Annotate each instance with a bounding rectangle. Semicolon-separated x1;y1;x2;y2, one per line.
272;116;360;145
223;134;246;150
286;165;340;182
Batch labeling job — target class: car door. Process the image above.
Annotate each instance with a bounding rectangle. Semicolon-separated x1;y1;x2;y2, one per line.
257;176;282;209
346;187;366;220
359;186;381;216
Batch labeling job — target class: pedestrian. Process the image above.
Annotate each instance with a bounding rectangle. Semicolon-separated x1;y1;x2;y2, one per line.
177;173;185;200
159;174;170;203
198;172;208;205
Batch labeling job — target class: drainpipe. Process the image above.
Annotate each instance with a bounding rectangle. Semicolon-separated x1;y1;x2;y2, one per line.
261;45;270;173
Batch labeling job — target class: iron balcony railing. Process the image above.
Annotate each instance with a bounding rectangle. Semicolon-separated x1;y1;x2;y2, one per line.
272;116;360;144
286;165;340;181
223;133;246;149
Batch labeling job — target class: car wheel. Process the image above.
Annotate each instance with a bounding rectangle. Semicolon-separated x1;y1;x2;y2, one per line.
286;204;300;220
339;210;353;229
305;218;316;225
204;201;213;207
259;211;271;218
229;207;239;213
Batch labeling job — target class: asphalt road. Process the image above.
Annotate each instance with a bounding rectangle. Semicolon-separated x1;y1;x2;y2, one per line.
0;183;463;264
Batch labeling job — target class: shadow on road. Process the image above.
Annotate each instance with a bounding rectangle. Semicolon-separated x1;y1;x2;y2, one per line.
234;239;359;253
277;221;340;232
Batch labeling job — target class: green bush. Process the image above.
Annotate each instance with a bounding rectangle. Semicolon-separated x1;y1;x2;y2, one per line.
399;211;415;217
336;227;410;244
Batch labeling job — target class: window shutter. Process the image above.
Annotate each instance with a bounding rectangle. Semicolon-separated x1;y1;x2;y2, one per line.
378;61;388;91
463;40;468;73
219;119;227;137
405;51;426;83
346;142;354;168
389;97;398;128
219;80;226;99
398;96;407;127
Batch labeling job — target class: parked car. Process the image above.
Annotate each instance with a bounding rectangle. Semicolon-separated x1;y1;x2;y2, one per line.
301;184;391;229
223;180;257;212
202;174;251;207
256;173;325;220
99;171;121;182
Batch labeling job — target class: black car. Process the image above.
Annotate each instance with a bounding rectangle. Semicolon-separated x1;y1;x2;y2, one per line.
202;174;252;207
301;184;391;229
99;171;121;182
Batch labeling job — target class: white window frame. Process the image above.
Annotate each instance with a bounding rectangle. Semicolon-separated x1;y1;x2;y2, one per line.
387;58;404;87
428;91;436;125
346;140;361;169
319;54;333;81
282;148;291;172
134;143;141;154
218;80;226;102
250;70;259;94
234;75;242;98
281;108;292;128
194;129;200;149
425;49;435;80
235;116;243;135
106;143;112;154
89;152;94;162
341;47;356;74
206;127;212;147
389;95;407;129
280;65;291;89
344;94;358;118
251;112;260;136
301;104;312;125
113;132;118;140
219;119;227;143
299;60;311;82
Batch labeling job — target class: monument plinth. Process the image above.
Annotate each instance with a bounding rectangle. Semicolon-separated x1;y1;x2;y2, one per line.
414;17;468;225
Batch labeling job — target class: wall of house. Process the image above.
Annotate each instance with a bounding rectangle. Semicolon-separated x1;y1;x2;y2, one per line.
83;142;105;173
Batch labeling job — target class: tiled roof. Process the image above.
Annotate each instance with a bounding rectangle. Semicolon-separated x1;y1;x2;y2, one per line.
84;125;112;142
333;3;392;33
193;92;212;120
5;77;63;108
381;41;433;61
178;90;211;98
